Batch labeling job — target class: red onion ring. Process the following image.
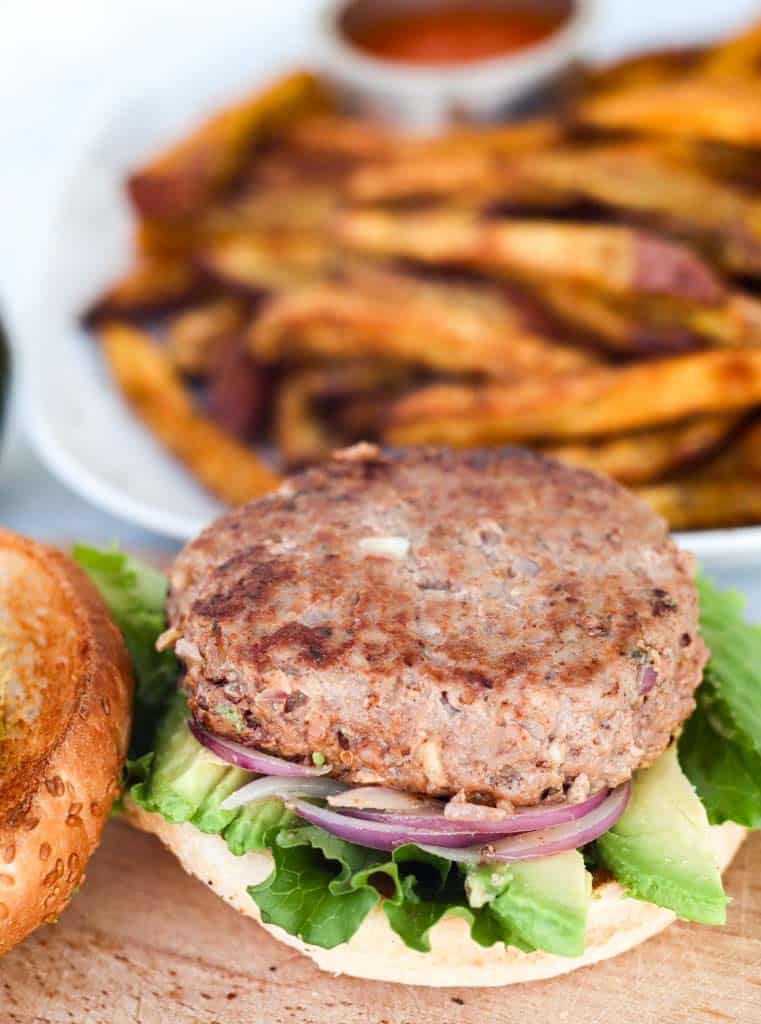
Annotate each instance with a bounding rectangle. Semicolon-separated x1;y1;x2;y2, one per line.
287;784;628;856
287;799;494;850
418;783;631;864
220;775;347;811
189;720;331;777
342;787;609;835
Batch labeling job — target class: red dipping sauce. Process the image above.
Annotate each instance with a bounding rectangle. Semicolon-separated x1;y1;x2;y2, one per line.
347;5;565;66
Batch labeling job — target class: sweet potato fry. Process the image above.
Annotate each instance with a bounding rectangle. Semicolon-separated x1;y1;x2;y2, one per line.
410;118;562;157
578;80;761;147
250;269;596;377
128;71;330;220
690;418;761;477
495;146;761;277
136;219;207;259
281;115;396;161
136;181;342;260
227;184;342;234
725;418;761;473
699;18;761;79
347;151;505;206
274;364;408;466
545;415;741;485
168;298;248;375
349;153;563;208
83;257;203;323
386;349;761;447
537;283;697;355
206;335;267;439
199;231;336;294
682;140;761;192
663;292;761;349
275;369;336;466
347;120;562;204
583;47;701;95
540;284;761;355
337;211;725;303
100;322;280;503
637;478;761;531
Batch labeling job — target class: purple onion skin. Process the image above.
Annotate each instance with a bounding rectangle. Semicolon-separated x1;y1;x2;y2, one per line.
419;783;631;865
344;787;609;835
485;783;631;862
289;784;630;861
192;719;630;863
289;800;490;851
189;720;328;777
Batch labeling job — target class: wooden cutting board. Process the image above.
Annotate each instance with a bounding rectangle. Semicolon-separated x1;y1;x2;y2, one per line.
2;820;759;1024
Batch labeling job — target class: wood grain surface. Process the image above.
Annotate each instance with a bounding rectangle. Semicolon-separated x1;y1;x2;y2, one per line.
1;820;759;1024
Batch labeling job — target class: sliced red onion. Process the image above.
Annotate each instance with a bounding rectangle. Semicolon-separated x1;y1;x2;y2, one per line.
418;783;631;864
328;786;442;814
340;787;609;835
220;775;348;811
639;666;658;695
189;719;330;777
287;799;493;851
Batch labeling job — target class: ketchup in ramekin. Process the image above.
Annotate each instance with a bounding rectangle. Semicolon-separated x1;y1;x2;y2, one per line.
316;0;591;129
347;5;566;67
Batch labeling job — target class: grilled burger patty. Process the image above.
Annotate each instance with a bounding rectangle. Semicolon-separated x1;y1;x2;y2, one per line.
166;445;706;807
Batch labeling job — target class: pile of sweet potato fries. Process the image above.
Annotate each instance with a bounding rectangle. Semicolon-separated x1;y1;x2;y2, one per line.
86;20;761;530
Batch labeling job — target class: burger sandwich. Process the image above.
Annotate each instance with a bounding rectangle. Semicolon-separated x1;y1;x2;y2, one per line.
73;446;760;986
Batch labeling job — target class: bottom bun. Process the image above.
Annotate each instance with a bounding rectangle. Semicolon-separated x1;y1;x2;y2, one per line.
125;799;746;987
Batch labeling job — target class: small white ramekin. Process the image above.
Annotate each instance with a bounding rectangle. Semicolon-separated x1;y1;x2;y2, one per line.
313;0;597;131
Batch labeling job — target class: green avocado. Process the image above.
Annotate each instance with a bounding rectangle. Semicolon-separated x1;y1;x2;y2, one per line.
466;851;591;957
491;851;591;957
597;744;727;924
130;690;294;852
132;690;248;830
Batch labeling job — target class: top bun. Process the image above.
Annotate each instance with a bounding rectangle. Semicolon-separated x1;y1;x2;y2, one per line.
167;445;705;807
0;531;133;954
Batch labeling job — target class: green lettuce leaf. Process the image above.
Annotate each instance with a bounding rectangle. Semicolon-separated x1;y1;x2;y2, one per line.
72;545;178;758
252;830;526;953
250;836;382;949
694;575;761;754
679;575;761;827
679;706;761;829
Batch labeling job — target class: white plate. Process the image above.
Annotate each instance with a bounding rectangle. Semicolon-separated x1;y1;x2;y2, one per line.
18;0;761;564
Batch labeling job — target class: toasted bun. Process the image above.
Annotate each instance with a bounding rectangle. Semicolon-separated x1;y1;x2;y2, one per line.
125;799;746;987
0;531;133;954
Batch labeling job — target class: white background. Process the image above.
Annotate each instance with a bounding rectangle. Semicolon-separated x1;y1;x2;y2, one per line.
1;0;761;610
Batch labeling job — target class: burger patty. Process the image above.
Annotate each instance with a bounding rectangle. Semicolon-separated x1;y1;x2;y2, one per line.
166;445;707;807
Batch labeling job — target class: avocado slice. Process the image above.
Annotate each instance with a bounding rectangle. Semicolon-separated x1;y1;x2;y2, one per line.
491;851;591;957
597;744;727;925
131;690;244;826
465;851;591;957
130;690;294;849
